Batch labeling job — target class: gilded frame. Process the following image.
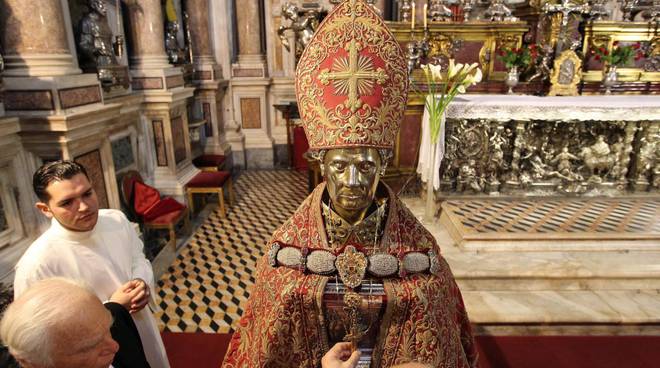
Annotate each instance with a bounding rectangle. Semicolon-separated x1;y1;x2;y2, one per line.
549;50;582;96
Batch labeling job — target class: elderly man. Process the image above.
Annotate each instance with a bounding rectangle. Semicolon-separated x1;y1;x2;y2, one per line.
13;160;169;367
222;1;477;367
0;278;150;368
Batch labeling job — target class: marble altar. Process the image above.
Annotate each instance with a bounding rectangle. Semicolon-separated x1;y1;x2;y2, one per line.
418;94;660;196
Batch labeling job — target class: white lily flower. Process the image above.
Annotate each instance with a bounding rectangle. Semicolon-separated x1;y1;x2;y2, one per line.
429;63;443;81
462;63;478;78
448;59;463;80
471;68;483;84
456;84;466;94
463;67;483;86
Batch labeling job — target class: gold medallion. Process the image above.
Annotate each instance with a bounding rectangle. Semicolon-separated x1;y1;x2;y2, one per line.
335;245;367;289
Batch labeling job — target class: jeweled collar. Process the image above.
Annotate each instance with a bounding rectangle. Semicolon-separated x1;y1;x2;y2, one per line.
321;197;388;250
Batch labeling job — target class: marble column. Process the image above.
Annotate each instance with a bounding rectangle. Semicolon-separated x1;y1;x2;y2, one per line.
126;0;171;69
231;0;273;168
186;0;230;155
0;0;80;76
236;0;264;62
187;0;215;66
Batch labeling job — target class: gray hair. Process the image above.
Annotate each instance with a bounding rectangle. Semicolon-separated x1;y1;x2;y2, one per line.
0;278;96;367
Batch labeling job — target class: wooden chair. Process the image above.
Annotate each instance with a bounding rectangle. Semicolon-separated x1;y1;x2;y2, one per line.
192;154;226;172
120;171;190;250
186;171;235;217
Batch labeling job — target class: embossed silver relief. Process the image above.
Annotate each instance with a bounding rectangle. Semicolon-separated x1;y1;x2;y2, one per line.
438;119;657;195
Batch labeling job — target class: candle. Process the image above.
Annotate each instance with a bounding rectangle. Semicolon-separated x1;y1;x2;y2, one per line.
116;0;121;31
411;3;415;29
423;4;428;29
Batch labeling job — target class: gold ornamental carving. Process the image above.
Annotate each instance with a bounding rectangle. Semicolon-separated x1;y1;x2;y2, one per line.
318;39;388;113
335;246;367;289
549;50;582;96
428;34;455;60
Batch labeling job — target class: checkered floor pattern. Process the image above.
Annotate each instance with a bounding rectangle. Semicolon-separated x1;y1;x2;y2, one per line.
154;170;308;333
443;198;660;235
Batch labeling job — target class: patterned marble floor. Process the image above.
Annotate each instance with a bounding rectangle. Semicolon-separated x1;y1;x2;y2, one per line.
154;170;307;333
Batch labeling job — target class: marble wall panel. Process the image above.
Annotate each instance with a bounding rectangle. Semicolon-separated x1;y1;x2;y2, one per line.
194;71;213;80
58;85;102;109
454;41;485;66
203;102;213;137
111;136;135;172
4;90;54;111
152;120;168;166
166;75;185;89
75;150;109;209
171;116;187;164
131;77;164;90
240;98;262;129
233;68;264;77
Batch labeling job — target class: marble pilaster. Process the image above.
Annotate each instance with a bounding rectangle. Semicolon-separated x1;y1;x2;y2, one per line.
0;105;38;283
141;88;200;199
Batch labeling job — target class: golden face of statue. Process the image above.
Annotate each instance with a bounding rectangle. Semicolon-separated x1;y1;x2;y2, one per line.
323;147;382;224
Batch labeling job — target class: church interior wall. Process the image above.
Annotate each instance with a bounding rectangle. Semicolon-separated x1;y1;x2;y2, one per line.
0;0;244;271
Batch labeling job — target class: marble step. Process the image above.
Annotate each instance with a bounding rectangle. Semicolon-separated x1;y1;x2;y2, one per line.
464;289;660;326
444;251;660;291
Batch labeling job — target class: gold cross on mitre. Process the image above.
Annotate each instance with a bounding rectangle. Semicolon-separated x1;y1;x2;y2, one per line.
318;38;387;113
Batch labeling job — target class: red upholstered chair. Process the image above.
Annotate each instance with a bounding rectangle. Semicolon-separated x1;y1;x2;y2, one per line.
120;171;189;250
186;171;234;217
192;154;226;172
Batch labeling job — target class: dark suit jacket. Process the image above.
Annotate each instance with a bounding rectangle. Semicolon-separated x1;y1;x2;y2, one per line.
104;302;151;368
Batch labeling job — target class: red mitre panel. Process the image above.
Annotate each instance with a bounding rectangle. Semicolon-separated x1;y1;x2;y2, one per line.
295;0;408;151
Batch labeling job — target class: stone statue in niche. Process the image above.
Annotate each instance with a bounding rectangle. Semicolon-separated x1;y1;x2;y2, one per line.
79;0;119;81
278;2;321;62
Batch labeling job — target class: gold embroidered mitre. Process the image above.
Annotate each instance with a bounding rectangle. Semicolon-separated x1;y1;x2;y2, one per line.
295;0;408;151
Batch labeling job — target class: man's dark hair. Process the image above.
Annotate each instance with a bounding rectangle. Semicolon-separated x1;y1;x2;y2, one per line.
32;160;90;202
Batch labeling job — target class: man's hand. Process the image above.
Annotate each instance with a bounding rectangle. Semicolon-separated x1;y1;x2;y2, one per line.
126;278;150;314
109;280;140;311
321;342;360;368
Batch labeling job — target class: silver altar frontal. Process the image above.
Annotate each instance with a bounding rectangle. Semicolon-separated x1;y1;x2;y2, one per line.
418;95;660;196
